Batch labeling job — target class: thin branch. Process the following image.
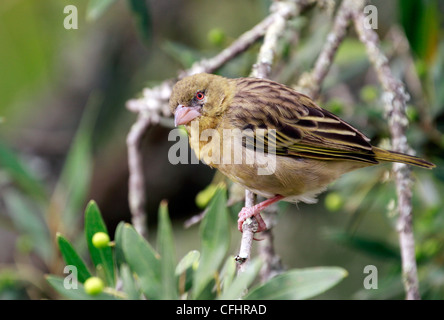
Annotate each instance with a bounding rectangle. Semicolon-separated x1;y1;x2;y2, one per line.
250;1;294;78
183;208;207;228
249;0;351;282
126;113;151;238
296;0;351;99
351;0;420;300
237;0;301;275
258;202;284;282
235;192;258;273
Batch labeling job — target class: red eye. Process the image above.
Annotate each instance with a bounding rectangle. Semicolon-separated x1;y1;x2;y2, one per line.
196;92;205;100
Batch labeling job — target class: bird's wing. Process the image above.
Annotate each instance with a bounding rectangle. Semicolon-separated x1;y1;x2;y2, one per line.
227;78;378;164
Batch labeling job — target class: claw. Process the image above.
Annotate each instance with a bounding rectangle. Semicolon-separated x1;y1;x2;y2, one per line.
237;210;268;233
237;194;285;233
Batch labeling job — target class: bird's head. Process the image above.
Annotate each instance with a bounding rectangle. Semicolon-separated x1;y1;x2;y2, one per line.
169;73;234;128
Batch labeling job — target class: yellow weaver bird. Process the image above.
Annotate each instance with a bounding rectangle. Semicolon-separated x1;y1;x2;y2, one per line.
169;73;435;233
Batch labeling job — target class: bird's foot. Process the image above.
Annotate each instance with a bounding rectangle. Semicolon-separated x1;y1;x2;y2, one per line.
237;207;267;233
237;194;285;233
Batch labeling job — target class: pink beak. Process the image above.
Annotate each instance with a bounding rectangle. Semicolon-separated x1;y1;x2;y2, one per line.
174;105;201;126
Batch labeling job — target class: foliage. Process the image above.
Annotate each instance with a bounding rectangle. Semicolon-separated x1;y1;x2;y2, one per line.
46;194;347;300
0;92;98;299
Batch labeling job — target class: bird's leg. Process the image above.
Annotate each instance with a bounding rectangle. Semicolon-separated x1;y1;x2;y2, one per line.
238;195;284;232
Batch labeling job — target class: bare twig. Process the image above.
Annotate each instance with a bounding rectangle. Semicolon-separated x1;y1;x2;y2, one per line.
249;0;351;281
126;82;173;239
126;113;151;238
243;11;290;274
183;208;207;228
250;1;294;78
259;202;284;282
296;0;351;99
236;0;300;275
351;0;420;300
235;191;258;273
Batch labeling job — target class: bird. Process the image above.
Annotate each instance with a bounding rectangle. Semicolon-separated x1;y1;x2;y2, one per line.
169;73;435;233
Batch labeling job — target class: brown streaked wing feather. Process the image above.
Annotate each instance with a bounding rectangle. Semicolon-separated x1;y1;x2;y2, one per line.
228;77;377;164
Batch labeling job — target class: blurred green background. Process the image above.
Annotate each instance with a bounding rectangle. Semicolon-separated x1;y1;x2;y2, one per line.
0;0;443;299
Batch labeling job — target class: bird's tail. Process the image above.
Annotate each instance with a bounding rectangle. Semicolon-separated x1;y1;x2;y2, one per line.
373;147;435;169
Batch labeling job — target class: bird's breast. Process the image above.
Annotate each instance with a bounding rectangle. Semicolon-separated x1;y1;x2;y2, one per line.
186;118;367;203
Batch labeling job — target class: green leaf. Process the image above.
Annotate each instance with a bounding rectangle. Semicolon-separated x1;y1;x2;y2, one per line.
46;275;117;300
176;250;200;295
195;183;220;209
120;223;162;299
194;278;217;300
175;250;200;276
127;0;152;43
3;190;51;262
54;94;100;228
84;200;115;287
220;256;237;295
219;258;261;300
114;222;126;268
398;0;440;64
244;267;348;300
120;264;140;300
0;143;47;202
193;187;230;299
327;231;401;261
87;0;118;21
157;201;178;299
57;233;92;283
